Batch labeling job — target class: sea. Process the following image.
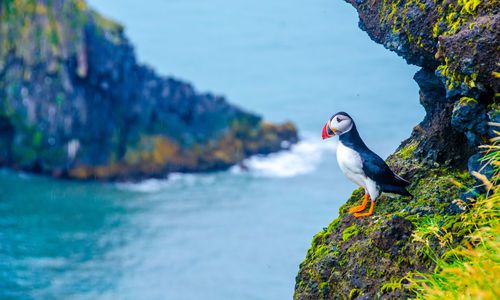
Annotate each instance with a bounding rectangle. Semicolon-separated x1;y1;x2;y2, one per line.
0;0;423;299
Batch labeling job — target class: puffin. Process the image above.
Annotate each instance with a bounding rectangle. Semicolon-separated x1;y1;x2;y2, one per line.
322;112;411;217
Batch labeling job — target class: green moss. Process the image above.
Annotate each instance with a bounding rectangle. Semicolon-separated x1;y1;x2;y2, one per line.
296;160;475;298
339;255;349;267
378;0;485;95
39;146;69;171
459;96;477;105
380;277;404;293
432;0;484;93
89;10;124;45
91;10;123;32
433;0;481;37
32;130;42;147
327;218;341;232
306;241;331;261
459;0;481;14
409;154;499;298
55;93;65;106
342;224;361;242
319;282;328;291
399;142;418;160
349;288;362;299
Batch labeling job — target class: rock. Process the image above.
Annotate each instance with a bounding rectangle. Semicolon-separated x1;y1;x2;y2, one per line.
488;109;500;137
451;100;488;145
295;0;499;298
295;166;474;299
409;69;472;167
0;1;298;180
467;152;495;193
371;216;413;252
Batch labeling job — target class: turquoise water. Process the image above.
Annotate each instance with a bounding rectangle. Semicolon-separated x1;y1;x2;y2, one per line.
1;0;423;299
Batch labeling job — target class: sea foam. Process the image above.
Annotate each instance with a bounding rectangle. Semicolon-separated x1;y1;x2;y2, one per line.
233;135;337;178
115;173;216;193
117;134;336;192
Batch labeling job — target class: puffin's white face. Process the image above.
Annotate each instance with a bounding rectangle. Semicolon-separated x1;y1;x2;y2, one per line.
322;113;353;139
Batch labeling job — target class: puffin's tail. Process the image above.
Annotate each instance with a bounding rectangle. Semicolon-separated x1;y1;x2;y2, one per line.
381;184;413;198
403;188;413;199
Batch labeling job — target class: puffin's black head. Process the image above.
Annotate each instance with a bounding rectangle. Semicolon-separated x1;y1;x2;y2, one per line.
321;112;354;139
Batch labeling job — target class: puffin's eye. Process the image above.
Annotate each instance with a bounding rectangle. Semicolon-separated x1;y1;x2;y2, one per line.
336;117;342;122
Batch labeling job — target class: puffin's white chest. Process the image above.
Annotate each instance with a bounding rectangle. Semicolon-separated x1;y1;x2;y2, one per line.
336;141;365;188
336;141;380;200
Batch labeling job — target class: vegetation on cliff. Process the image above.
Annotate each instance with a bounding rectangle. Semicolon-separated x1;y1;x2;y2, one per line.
295;128;499;299
0;0;297;180
410;141;499;298
295;0;498;298
295;151;474;298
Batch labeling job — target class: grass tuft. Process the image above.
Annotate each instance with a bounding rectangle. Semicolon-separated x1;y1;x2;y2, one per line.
409;124;500;299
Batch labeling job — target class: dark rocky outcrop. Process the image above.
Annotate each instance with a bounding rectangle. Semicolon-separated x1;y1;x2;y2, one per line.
295;0;498;299
0;0;297;180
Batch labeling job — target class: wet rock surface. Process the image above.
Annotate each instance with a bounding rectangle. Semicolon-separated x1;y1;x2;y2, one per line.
0;1;297;180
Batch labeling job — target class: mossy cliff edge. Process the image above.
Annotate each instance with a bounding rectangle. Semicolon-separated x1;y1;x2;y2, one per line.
295;0;498;299
0;0;297;180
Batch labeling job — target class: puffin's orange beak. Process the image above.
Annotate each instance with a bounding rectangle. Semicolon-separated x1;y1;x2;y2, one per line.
322;122;336;139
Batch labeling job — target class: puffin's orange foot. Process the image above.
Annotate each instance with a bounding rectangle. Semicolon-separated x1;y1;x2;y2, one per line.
353;211;374;218
348;194;369;214
353;200;375;218
348;205;366;213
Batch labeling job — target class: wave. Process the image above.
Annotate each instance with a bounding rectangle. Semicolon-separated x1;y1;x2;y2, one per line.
232;134;337;178
116;179;170;193
117;134;337;192
115;173;216;193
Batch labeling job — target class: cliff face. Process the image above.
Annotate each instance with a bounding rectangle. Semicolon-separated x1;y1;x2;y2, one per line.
0;0;297;180
350;0;498;167
295;0;498;299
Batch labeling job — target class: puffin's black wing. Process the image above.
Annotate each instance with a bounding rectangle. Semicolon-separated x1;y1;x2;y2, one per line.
359;150;411;196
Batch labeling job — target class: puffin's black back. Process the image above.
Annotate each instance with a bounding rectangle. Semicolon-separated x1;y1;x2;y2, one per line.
339;121;412;197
